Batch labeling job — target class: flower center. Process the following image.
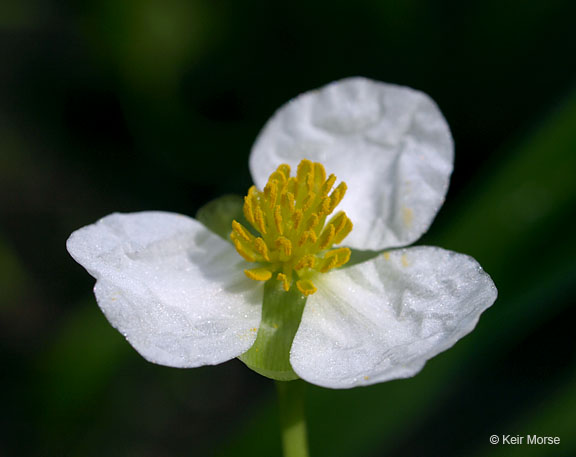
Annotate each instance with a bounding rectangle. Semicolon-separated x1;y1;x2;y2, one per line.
231;159;353;296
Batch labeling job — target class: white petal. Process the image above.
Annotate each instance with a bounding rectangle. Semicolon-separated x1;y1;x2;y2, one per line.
290;246;496;389
66;212;261;368
250;77;454;250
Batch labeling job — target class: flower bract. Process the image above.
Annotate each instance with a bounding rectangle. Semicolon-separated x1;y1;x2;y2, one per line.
67;77;497;389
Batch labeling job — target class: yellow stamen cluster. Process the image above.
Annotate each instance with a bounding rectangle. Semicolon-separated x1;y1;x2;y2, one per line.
231;159;353;296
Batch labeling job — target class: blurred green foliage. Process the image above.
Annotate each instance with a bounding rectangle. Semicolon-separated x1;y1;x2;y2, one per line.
1;0;575;456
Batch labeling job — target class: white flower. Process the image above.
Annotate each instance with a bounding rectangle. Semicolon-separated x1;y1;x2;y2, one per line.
67;77;497;389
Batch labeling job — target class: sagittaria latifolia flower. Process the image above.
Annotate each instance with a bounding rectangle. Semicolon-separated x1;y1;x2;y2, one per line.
67;77;497;389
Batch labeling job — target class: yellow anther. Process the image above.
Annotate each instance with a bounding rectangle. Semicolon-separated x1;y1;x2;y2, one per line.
283;192;295;214
305;213;319;231
319;197;331;215
277;164;291;179
247;185;258;201
264;180;279;208
232;159;353;296
287;177;298;199
231;237;256;262
243;195;255;224
254;206;267;235
275;236;292;259
269;170;288;187
333;218;353;244
297;159;313;183
253;237;270;261
306;172;314;194
318;224;336;250
269;182;279;208
313;162;326;187
321;174;336;196
309;231;318;243
298;230;317;247
244;267;273;281
294;254;316;271
329;182;347;211
277;272;290;291
319;255;338;273
302;193;316;212
274;205;283;234
292;209;303;231
329;211;347;233
324;247;351;268
232;220;253;242
296;279;317;296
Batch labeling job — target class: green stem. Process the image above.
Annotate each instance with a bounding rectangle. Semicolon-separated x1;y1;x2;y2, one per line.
276;380;310;457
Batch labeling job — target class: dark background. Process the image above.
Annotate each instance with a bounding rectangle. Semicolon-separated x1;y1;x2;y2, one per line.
1;0;575;456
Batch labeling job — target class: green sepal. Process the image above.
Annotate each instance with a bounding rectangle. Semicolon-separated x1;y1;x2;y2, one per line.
346;248;380;267
239;280;307;381
195;194;247;240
